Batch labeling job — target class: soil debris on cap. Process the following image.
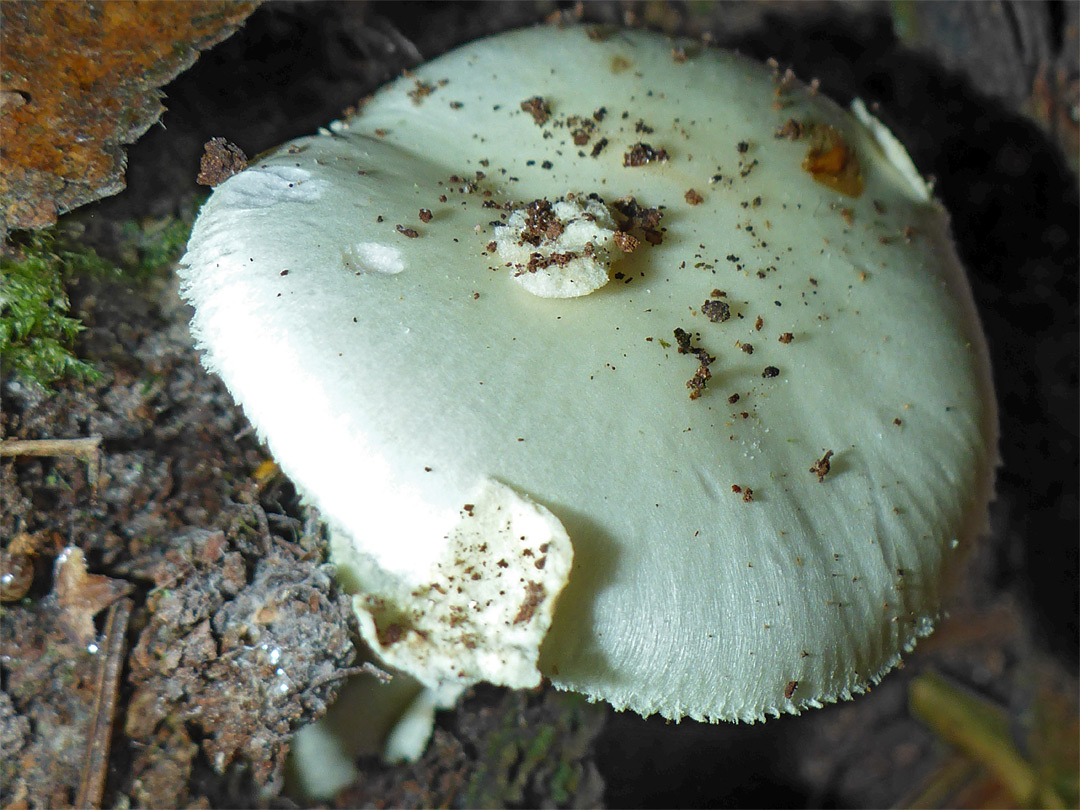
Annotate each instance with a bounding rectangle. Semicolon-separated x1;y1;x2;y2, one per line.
520;96;551;125
702;298;730;323
674;327;715;400
624;142;669;167
197;137;248;187
810;450;834;483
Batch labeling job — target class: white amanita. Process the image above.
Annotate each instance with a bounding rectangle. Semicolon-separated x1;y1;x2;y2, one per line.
179;25;997;723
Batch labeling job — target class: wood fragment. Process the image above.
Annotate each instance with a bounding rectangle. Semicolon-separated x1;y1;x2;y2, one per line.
0;436;103;489
76;597;132;810
0;436;102;458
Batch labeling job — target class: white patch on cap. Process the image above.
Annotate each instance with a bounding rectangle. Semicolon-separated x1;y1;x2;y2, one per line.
850;99;931;202
352;478;573;690
215;165;327;209
494;196;619;298
343;242;406;275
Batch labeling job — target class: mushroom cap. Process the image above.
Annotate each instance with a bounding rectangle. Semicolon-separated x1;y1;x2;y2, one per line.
179;25;997;722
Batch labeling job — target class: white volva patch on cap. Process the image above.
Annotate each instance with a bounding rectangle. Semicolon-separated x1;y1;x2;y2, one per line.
342;479;573;690
213;165;328;208
494;196;619;298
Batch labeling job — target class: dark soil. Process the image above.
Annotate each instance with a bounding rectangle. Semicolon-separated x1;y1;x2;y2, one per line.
2;2;1077;808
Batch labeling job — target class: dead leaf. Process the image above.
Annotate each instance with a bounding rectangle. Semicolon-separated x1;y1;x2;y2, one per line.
53;546;132;646
0;1;259;235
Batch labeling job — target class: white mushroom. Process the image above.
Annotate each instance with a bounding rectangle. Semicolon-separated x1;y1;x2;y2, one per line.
179;25;997;724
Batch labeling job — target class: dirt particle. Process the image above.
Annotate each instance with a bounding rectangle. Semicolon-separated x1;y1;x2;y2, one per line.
685;188;704;205
762;366;780;378
407;80;435;105
512;581;545;625
196;137;247;187
702;298;730;323
613;231;639;253
810;450;834;483
733;486;755;502
774;118;804;140
378;623;405;646
611;196;664;245
674;327;715;400
738;158;759;178
623;142;669;167
418;208;432;223
520;96;550;126
396;224;419;238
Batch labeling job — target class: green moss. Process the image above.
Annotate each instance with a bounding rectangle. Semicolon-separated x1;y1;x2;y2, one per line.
460;690;603;808
0;232;105;389
1;211;196;390
548;761;576;805
117;214;195;279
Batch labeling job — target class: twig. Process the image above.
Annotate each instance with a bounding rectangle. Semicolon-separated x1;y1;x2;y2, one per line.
75;597;132;810
0;436;103;488
909;671;1068;809
0;436;102;458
